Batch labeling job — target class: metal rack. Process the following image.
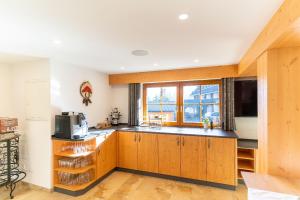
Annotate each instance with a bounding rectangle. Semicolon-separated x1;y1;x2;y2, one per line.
0;133;26;199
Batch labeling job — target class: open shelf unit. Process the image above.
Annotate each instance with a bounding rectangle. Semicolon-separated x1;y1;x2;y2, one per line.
54;165;96;174
237;147;256;181
52;138;97;192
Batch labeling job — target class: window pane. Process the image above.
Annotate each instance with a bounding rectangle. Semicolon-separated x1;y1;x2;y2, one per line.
183;85;201;123
161;104;177;122
147;88;161;104
160;87;177;104
146;86;178;123
147;104;177;122
201;104;220;124
183;104;200;123
183;85;201;103
201;84;219;104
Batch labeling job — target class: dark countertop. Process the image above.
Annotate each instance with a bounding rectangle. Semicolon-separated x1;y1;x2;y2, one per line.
238;139;258;149
115;126;238;138
52;125;238;141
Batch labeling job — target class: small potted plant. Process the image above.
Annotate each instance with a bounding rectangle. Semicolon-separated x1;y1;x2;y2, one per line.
203;118;210;129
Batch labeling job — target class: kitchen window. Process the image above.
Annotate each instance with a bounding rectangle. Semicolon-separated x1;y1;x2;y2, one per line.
143;83;179;126
143;80;222;127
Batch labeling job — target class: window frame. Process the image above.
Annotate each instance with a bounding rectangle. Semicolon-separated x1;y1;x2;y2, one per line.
143;80;222;127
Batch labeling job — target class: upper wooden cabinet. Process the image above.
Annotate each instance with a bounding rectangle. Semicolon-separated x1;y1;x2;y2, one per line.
206;137;236;186
158;134;181;177
137;133;158;173
180;136;207;180
118;131;138;170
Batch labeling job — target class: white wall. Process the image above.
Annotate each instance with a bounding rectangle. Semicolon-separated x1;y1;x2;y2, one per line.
0;64;13;117
235;117;258;140
111;85;128;123
50;60;112;129
11;59;52;189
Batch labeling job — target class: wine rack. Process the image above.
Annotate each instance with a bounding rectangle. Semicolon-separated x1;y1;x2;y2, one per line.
0;133;26;199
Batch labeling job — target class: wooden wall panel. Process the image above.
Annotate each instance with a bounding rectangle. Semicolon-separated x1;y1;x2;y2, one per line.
109;65;238;84
239;0;300;75
256;51;269;174
257;47;300;178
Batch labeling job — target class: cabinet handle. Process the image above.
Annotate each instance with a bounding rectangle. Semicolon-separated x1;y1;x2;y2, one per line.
208;139;211;149
134;134;137;142
177;137;180;146
182;137;185;146
139;134;141;142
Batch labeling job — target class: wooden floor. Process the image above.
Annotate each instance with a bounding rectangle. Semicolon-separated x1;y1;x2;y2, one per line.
0;172;247;200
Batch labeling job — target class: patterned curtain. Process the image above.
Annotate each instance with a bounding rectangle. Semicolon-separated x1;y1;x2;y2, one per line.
222;78;236;131
128;83;141;126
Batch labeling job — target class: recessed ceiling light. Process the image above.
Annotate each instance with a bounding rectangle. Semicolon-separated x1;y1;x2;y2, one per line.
131;50;149;56
153;63;159;67
194;59;199;63
53;39;62;45
120;66;125;70
178;13;189;21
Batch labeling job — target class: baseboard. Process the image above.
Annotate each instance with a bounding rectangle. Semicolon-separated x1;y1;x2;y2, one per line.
116;167;236;191
53;167;236;196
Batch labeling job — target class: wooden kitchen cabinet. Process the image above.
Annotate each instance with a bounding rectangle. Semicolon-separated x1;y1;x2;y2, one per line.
96;138;106;179
118;131;138;170
206;137;236;186
104;132;117;173
137;133;158;173
158;134;181;177
180;136;207;180
117;131;236;187
96;132;117;179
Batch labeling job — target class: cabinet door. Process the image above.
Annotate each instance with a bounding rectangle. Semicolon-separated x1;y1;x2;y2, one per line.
104;132;117;173
137;133;158;173
207;137;236;186
96;141;106;179
180;136;206;180
158;134;181;176
118;131;138;170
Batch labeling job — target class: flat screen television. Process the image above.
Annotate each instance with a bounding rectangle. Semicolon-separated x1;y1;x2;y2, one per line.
234;80;257;117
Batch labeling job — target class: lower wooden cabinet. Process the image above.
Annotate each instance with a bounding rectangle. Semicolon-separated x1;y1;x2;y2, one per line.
158;134;181;177
104;132;117;173
206;137;236;186
96;132;117;179
96;137;106;179
137;133;158;173
118;132;158;172
117;131;237;187
117;131;138;170
180;136;207;180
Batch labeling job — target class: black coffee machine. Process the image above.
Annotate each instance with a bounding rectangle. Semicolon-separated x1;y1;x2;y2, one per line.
54;112;88;139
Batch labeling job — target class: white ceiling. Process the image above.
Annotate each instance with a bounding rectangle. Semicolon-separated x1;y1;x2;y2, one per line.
0;0;284;74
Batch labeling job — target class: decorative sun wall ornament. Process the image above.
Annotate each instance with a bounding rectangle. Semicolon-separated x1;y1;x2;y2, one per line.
80;81;93;106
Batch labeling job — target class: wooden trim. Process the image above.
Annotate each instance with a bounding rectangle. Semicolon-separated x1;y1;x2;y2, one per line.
238;0;300;75
109;65;238;84
143;80;222;127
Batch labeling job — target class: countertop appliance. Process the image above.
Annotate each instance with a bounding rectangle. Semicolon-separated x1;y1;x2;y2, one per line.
54;112;88;139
